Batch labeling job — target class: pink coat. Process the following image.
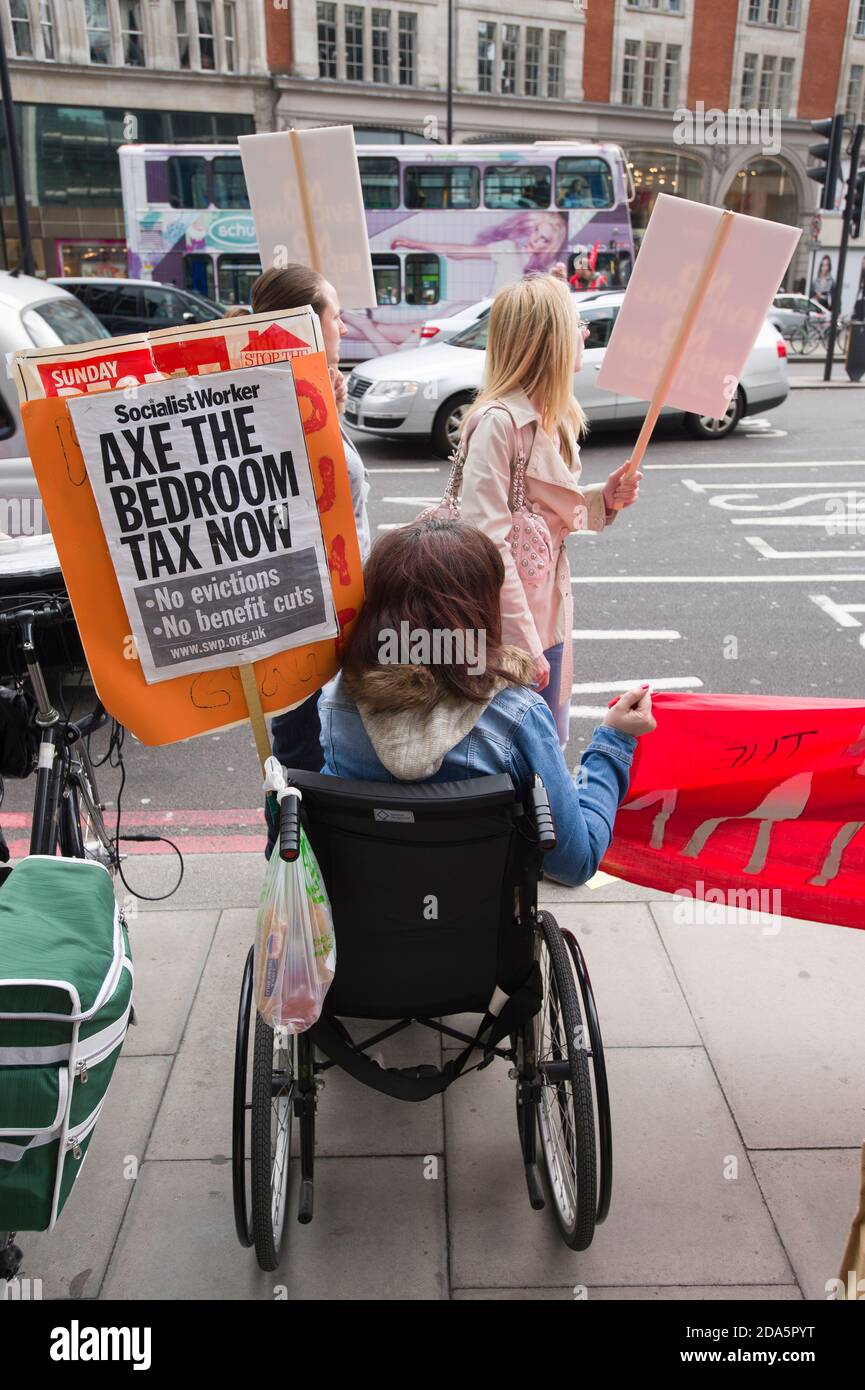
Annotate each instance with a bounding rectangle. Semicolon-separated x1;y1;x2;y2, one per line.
460;389;615;704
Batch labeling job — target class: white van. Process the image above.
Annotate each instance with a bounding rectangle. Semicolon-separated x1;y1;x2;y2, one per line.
0;272;109;462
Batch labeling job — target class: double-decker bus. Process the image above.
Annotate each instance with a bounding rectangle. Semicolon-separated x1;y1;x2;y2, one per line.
118;140;635;361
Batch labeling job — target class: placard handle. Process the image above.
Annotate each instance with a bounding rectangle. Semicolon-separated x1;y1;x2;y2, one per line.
615;209;736;502
238;663;270;775
290;128;322;275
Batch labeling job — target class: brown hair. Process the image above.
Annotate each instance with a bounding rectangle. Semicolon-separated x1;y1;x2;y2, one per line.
341;519;515;703
250;264;330;316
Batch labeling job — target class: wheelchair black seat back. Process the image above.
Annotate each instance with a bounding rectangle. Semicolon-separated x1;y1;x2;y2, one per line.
233;768;613;1274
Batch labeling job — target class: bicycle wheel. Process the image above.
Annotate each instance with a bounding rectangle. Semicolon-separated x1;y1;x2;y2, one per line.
250;1011;295;1271
789;327;809;355
837;322;850;355
232;946;255;1248
533;910;597;1250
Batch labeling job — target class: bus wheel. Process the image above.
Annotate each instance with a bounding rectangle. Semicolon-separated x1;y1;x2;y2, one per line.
432;392;475;460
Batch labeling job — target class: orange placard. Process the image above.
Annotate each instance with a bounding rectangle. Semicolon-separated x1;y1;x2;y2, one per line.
22;352;363;745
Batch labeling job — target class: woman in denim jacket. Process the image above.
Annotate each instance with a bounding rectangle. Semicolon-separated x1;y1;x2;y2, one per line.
319;519;655;887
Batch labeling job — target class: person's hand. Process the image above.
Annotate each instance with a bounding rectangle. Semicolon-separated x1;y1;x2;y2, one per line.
533;653;551;692
603;461;642;512
603;685;656;738
330;366;347;411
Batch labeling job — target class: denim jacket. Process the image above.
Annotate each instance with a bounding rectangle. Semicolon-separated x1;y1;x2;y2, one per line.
318;653;636;888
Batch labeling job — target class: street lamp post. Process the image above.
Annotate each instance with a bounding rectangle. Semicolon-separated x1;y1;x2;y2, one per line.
0;26;34;276
446;0;454;144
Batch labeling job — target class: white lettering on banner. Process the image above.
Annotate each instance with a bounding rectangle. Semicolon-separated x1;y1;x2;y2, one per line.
68;368;338;685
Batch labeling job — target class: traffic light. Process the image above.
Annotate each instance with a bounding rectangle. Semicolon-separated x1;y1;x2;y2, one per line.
808;114;844;211
848;166;865;240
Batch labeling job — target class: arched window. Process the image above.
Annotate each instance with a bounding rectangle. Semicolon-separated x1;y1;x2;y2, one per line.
625;149;705;248
723;156;800;226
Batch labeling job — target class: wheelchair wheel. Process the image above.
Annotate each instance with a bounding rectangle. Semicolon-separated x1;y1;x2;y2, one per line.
231;946;254;1248
533;910;597;1250
250;1013;296;1271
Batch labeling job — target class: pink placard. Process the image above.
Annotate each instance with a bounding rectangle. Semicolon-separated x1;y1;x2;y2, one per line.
596;195;801;419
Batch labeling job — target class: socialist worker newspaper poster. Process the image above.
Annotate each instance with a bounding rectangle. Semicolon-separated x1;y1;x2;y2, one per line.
68;365;338;684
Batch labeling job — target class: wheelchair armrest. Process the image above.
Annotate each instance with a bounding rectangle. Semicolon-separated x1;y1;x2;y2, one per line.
529;775;557;854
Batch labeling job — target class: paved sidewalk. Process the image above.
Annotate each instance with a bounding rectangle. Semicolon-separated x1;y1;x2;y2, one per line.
17;852;864;1302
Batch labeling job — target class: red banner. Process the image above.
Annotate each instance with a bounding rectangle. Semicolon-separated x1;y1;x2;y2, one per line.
601;694;865;931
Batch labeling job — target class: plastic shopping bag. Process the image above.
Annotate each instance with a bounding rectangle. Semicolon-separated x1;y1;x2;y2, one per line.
254;759;336;1032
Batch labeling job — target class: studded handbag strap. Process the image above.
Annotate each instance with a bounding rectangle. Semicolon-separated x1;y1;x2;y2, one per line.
445;401;528;509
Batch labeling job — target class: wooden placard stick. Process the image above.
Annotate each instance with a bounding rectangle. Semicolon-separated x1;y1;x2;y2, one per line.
614;208;736;505
238;663;271;776
289;127;322;275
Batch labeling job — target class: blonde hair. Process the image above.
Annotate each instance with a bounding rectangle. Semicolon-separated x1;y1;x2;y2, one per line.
465;274;588;464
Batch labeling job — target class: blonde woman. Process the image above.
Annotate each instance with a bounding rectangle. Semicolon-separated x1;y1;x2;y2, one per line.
460;274;641;746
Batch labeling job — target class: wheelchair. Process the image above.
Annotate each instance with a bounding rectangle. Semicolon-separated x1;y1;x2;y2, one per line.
232;768;612;1272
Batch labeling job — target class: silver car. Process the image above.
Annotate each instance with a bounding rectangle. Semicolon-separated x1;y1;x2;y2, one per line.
346;290;790;458
768;293;830;338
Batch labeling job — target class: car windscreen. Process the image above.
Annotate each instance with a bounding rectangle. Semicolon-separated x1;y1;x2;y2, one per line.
22;297;112;346
450;313;490;351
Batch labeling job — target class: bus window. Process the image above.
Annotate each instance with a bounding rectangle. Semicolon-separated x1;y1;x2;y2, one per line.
217;254;261;305
372;254;401;305
359;157;400;210
185;253;216;299
405;165;479;210
168;156;209;209
405;255;441;305
555;158;614;209
212;157;249;208
484;165;551;210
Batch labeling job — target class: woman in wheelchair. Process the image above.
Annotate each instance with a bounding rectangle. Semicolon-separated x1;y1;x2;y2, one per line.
318;517;655;886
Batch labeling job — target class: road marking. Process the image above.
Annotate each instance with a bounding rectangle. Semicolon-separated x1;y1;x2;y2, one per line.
571;676;702;694
382;496;441;505
730;515;865;526
686;481;865;489
570;706;613;719
810;595;865;627
646;459;865;469
377;523;402;530
572;574;865;583
367;466;443;473
745;536;865;559
572;629;681;640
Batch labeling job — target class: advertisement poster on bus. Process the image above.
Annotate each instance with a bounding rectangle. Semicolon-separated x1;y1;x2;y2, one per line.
118;142;635;361
67;366;338;685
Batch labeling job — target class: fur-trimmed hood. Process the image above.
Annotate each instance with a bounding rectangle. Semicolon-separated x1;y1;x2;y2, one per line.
340;645;536;781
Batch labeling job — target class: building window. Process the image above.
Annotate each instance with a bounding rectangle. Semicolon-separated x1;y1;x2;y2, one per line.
477;20;495;94
175;0;190;68
766;0;780;22
777;56;795;116
345;5;364;81
785;0;800;23
747;0;761;18
197;1;214;69
501;24;518;96
847;66;864;124
9;0;33;56
398;12;416;86
856;0;865;36
547;30;565;99
317;1;337;78
643;41;660;106
758;53;776;107
525;26;541;97
741;52;758;105
224;0;235;72
120;1;145;66
663;45;681;109
39;0;54;59
747;0;800;22
85;0;112;64
622;38;639;105
372;8;390;83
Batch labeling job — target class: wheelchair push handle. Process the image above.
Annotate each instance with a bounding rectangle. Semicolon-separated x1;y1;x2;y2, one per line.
279;789;301;863
529;774;556;853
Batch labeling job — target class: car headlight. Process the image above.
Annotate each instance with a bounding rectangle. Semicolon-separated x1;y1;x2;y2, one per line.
366;381;419;401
